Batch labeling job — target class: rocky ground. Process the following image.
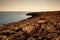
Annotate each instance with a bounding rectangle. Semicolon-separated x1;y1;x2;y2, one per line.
0;11;60;40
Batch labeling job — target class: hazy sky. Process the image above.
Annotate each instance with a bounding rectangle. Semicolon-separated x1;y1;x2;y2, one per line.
0;0;60;11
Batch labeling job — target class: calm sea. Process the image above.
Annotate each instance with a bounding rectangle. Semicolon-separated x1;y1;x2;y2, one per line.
0;12;30;25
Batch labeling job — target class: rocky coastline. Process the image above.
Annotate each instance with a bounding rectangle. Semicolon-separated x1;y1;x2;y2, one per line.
0;11;60;40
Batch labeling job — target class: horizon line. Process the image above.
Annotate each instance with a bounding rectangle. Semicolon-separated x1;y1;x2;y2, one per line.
0;10;60;12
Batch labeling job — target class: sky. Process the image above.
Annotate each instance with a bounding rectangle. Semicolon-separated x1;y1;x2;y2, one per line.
0;0;60;12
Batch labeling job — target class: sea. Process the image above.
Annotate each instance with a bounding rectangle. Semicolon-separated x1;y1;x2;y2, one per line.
0;12;31;25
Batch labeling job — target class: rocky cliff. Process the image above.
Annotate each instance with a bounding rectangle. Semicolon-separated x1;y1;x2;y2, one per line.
0;11;60;40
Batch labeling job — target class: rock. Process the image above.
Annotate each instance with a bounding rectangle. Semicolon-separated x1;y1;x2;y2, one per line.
22;25;35;33
0;11;60;40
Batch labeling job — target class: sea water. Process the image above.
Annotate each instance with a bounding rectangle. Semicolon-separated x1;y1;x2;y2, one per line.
0;12;30;25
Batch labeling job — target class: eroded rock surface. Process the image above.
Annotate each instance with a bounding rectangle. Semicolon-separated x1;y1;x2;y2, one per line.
0;11;60;40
